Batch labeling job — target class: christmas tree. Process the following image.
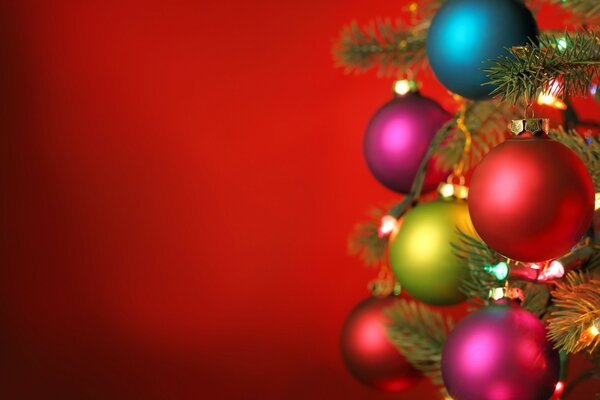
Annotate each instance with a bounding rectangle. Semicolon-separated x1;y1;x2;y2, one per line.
335;0;600;398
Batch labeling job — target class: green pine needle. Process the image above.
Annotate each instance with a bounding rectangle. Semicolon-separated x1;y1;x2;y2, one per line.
385;298;453;387
547;271;600;354
550;128;600;191
547;0;600;23
485;31;600;104
434;100;519;172
333;19;428;76
452;229;500;306
347;206;390;266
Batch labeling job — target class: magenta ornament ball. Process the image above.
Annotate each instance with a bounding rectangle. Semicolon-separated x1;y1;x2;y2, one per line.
363;93;452;194
441;303;560;400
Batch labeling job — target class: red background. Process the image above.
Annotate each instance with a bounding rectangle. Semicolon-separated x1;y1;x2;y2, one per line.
0;1;598;398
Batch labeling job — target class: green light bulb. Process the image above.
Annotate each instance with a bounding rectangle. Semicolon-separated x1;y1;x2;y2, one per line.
484;261;509;281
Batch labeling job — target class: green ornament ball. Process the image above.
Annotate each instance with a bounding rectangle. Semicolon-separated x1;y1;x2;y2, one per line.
389;198;474;306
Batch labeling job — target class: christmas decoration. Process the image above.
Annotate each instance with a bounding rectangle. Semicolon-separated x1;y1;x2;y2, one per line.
389;187;474;305
442;301;560;400
340;296;422;392
363;81;451;194
335;2;600;398
426;0;538;100
469;119;595;262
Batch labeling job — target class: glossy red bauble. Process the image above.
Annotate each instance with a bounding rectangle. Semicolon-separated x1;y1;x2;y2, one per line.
469;132;594;262
340;296;422;392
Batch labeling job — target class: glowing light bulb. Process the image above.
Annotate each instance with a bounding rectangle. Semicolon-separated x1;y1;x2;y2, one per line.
489;287;505;301
537;81;567;110
578;321;600;345
378;215;398;238
484;262;509;281
529;263;540;270
590;84;598;96
554;381;565;397
438;183;455;198
393;80;414;96
537;260;565;281
557;37;568;51
595;193;600;211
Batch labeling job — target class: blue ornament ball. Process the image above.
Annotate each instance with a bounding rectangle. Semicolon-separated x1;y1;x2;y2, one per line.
426;0;538;100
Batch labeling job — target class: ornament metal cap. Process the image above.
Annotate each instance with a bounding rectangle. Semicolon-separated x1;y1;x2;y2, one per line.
438;175;468;200
511;118;549;136
488;286;524;303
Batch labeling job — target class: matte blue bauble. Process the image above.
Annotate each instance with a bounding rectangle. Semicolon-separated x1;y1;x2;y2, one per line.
427;0;538;100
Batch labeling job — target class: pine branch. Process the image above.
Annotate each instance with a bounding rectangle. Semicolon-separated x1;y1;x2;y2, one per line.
385;299;453;388
548;271;600;354
546;0;600;24
434;100;518;172
333;19;428;76
550;128;600;191
348;206;390;266
516;281;551;318
452;229;500;306
485;31;600;104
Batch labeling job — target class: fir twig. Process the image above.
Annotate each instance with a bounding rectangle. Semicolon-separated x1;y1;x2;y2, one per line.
333;19;428;76
452;229;499;306
547;0;600;24
516;281;551;318
485;31;600;104
434;100;518;172
348;206;390;266
548;271;600;354
385;299;454;388
550;127;600;191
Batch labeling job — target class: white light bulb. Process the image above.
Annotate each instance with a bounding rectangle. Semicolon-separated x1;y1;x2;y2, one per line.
378;215;398;238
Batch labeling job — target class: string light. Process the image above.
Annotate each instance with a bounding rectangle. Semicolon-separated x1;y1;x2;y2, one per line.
537;81;567;110
553;381;565;398
578;318;600;345
557;37;568;51
393;80;417;96
378;215;398;238
489;287;505;301
595;192;600;211
537;260;565;282
484;261;509;281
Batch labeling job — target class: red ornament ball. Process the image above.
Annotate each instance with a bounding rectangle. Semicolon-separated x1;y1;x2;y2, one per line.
469;131;594;262
442;302;560;400
340;296;421;392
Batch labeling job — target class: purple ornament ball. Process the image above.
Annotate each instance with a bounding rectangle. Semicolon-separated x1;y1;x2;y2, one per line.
363;93;452;194
442;303;560;400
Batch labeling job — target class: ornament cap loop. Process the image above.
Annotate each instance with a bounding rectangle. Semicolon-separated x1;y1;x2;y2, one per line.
511;118;549;136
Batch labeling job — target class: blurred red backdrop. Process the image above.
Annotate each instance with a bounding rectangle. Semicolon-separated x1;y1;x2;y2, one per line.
0;0;598;398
